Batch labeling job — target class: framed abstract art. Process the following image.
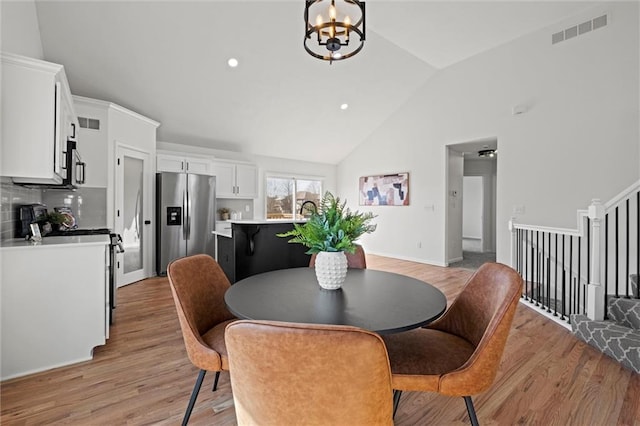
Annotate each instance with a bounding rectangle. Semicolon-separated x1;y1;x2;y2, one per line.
359;172;409;206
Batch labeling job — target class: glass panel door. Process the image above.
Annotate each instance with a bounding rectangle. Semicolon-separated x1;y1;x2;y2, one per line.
123;156;143;274
116;145;151;286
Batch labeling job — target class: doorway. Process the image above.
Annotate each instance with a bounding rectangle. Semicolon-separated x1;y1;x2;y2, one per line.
445;139;497;268
115;144;153;286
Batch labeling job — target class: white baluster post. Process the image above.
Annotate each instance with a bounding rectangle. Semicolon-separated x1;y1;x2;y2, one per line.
587;199;605;320
508;217;517;268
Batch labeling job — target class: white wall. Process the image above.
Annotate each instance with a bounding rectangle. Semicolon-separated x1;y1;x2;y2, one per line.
74;98;110;188
465;158;497;252
463;176;483;239
447;150;464;264
0;0;43;59
337;2;639;266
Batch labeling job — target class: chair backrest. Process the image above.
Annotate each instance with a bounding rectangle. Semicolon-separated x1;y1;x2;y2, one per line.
225;320;394;426
167;254;235;369
309;244;367;269
430;262;522;396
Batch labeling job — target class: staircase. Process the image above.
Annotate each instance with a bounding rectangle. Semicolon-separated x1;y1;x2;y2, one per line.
509;180;639;328
508;180;639;372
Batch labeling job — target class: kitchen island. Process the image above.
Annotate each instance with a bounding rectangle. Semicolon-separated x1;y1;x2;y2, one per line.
214;220;310;283
0;235;110;380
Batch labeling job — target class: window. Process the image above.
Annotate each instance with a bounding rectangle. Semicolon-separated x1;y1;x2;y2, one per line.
266;175;323;220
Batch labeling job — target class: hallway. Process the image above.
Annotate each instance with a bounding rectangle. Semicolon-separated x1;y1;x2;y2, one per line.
449;251;496;270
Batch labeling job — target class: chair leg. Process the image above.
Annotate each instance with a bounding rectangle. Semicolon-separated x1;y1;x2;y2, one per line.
393;390;402;418
182;369;207;426
463;396;480;426
211;371;220;391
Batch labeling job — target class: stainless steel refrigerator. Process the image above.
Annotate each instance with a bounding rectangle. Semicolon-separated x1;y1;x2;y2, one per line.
156;172;216;275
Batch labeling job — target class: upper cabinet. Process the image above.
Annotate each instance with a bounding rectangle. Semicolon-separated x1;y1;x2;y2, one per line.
1;53;78;184
211;161;258;199
156;153;213;175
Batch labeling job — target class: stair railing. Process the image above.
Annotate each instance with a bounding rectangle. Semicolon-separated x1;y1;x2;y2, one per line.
509;180;639;328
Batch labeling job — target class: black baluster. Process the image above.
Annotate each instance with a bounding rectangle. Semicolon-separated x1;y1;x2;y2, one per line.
578;235;582;315
536;231;540;306
605;213;609;305
625;198;630;298
547;256;551;313
569;236;573;318
615;206;619;298
637;191;639;300
526;230;531;303
531;243;536;306
547;232;552;312
541;232;546;308
587;218;591;285
552;234;558;315
560;269;567;320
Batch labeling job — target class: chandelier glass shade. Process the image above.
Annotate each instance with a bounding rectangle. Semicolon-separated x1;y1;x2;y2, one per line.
304;0;366;63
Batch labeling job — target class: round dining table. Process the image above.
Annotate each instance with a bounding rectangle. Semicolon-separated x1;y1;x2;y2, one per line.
224;267;447;334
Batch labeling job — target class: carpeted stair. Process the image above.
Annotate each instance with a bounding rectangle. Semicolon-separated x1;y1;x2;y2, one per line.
571;279;640;374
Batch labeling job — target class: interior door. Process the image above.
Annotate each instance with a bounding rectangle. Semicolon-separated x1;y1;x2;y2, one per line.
116;144;152;286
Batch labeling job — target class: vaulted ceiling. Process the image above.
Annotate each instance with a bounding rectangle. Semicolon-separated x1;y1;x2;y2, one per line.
34;1;596;164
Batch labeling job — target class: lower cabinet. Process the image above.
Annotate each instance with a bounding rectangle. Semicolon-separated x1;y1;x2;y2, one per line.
0;240;109;380
217;222;310;283
217;234;236;283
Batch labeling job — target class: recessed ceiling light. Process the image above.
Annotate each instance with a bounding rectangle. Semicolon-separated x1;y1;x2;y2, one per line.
340;103;349;110
227;58;239;68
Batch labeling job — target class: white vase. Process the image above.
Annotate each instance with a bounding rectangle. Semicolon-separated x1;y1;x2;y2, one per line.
314;251;348;290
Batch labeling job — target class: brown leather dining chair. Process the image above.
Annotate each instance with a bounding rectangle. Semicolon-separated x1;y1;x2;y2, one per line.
167;254;237;426
225;320;394;425
381;262;522;426
309;244;367;269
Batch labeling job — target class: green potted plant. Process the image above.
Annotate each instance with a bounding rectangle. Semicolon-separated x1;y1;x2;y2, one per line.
45;211;74;231
278;191;376;289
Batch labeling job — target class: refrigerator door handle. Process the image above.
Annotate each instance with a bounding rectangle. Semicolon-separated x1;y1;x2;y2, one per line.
182;190;188;241
186;188;191;240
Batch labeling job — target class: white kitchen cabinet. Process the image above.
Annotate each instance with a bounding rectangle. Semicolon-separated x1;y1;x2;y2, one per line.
156;153;213;175
211;161;258;198
1;52;78;184
0;236;110;380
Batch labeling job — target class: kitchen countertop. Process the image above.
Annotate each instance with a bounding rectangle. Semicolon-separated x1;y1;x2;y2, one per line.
213;219;308;238
0;235;110;250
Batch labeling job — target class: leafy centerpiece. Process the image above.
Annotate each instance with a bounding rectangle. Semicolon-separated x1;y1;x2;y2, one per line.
278;191;376;289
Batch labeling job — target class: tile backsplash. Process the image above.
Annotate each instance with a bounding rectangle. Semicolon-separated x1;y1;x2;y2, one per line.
216;198;254;221
0;177;43;241
42;187;107;229
0;177;108;241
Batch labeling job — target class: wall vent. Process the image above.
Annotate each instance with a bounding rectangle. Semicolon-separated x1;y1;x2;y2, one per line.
552;13;607;45
78;116;100;130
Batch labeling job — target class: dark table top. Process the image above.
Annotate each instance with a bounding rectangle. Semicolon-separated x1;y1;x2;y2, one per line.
224;267;447;334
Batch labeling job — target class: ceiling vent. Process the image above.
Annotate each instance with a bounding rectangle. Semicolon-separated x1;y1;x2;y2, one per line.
551;13;607;45
78;116;100;130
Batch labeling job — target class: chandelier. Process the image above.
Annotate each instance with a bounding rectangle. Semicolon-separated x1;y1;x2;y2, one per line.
304;0;366;64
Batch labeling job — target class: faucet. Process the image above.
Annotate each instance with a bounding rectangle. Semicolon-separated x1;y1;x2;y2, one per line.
299;200;317;216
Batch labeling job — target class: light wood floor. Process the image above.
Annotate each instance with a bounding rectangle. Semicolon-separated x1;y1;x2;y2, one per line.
2;255;639;425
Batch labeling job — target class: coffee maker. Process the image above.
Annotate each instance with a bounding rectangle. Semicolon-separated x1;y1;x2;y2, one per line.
17;203;48;238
